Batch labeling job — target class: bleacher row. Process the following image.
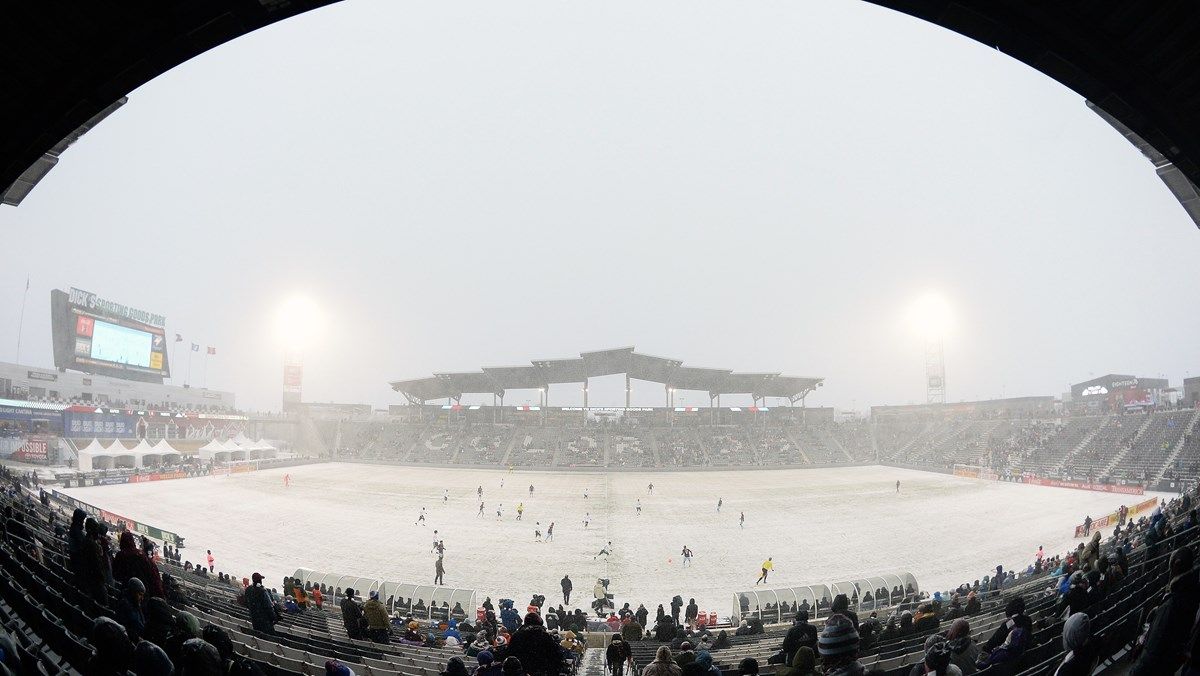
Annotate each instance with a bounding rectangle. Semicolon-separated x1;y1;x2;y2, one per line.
622;524;1198;676
0;482;471;676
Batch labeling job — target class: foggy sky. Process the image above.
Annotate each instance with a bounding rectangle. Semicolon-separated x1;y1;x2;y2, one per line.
1;0;1197;413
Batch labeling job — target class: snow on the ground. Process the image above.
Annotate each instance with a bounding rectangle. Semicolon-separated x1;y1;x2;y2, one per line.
61;463;1157;617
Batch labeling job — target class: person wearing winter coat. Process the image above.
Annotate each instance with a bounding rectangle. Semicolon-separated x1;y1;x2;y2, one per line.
112;532;164;598
1053;613;1098;676
982;598;1031;653
816;615;864;676
641;646;682;676
779;610;818;664
114;578;147;642
1058;573;1089;617
605;634;633;676
561;576;573;605
635;604;649;629
503;612;564;676
341;589;367;640
79;518;110;605
501;604;521;634
684;599;699;629
830;595;859;629
246;573;279;634
364;591;391;643
945;619;979;675
774;646;817;676
690;652;721;676
670;596;684;624
913;641;962;676
674;642;696;669
1080;531;1102;571
976;627;1027;672
1130;547;1200;676
476;651;503;676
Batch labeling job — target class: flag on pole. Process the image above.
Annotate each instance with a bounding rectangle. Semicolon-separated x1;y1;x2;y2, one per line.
175;333;183;342
207;346;216;355
191;343;199;351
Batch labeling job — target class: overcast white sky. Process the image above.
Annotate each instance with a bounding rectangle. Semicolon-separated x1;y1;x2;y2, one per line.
1;0;1197;412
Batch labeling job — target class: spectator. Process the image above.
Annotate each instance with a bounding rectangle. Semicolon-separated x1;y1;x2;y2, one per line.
674;642;695;669
502;657;524;676
685;599;699;630
1130;547;1199;676
1054;612;1097;676
443;657;469;676
641;646;682;676
912;603;939;633
831;594;859;628
915;641;960;676
133;639;175;676
178;638;223;676
975;627;1027;672
817;614;863;676
79;518;110;605
476;651;503;676
245;573;277;634
364;591;391;643
605;634;632;676
90;617;135;676
778;610;818;664
982;598;1030;652
944;619;978;675
689;652;720;676
341;589;367;640
775;646;816;676
115;578;147;642
504;612;562;676
737;658;758;676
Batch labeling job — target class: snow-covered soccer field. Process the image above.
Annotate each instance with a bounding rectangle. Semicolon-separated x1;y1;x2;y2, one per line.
62;464;1154;616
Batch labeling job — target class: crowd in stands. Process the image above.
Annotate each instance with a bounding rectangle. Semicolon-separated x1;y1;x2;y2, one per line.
320;407;1200;489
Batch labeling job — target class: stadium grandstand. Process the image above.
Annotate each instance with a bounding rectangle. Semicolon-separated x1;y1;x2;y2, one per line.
3;2;1200;676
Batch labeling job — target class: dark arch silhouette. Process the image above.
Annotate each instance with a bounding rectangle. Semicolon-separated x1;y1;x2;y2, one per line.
2;1;1198;222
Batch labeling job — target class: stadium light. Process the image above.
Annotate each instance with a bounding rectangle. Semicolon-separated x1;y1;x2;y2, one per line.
906;291;954;339
273;295;325;352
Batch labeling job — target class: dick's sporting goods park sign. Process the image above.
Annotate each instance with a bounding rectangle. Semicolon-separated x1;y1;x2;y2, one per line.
68;287;166;328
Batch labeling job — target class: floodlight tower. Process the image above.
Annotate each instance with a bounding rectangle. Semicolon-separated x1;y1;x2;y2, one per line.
908;292;951;404
925;338;946;404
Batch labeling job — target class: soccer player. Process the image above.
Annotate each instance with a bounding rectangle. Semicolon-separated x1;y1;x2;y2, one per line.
496;505;503;521
443;489;448;504
682;545;693;568
636;499;642;516
896;480;900;493
516;503;524;521
477;502;485;517
717;498;722;512
546;522;555;542
595;541;613;559
534;523;542;541
415;507;427;525
283;473;290;488
477;485;483;499
647;483;654;494
739;511;745;528
583;513;590;529
529;484;535;497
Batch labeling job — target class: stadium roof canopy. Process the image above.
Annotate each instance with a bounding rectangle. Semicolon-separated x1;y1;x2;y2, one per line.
390;348;822;404
3;2;1199;226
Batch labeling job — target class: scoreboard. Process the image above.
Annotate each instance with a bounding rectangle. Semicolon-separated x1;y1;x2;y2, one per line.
50;288;171;383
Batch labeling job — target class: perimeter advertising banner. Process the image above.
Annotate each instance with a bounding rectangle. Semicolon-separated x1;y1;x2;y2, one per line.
1074;496;1159;538
51;490;183;545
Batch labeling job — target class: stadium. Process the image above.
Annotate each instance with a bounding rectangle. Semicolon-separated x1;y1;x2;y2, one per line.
2;3;1200;676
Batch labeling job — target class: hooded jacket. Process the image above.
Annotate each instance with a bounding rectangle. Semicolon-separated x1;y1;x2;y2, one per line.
775;646;817;676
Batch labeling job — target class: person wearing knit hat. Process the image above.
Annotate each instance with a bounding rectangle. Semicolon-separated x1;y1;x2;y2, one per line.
920;640;958;676
1054;613;1097;676
442;656;469;676
817;614;862;675
325;659;355;676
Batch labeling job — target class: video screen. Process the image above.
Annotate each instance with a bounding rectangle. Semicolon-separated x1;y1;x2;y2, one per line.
51;288;170;382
